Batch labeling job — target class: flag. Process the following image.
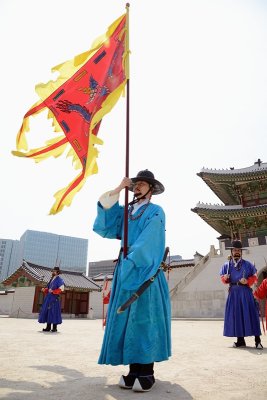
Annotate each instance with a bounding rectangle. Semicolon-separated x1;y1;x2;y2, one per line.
12;13;128;214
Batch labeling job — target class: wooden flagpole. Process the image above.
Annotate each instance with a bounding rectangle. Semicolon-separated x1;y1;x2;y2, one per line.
123;3;130;258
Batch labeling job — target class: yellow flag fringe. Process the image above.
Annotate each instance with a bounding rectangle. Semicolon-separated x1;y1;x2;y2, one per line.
12;13;128;214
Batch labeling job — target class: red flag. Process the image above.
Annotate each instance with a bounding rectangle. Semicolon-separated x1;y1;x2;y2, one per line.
12;13;128;214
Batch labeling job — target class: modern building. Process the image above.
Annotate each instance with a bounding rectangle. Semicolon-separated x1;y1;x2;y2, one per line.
0;230;88;281
0;239;20;283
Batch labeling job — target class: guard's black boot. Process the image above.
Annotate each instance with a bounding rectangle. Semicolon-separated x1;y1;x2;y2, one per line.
119;373;138;389
255;336;263;349
233;337;246;348
132;363;155;392
132;375;155;392
119;363;140;389
51;324;57;332
43;323;51;332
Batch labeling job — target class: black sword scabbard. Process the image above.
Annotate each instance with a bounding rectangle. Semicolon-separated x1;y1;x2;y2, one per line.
117;247;170;314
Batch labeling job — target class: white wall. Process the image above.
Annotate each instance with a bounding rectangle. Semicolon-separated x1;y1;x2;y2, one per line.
1;286;105;320
89;290;104;319
171;242;267;318
182;255;226;292
9;286;37;319
166;267;194;291
0;292;15;314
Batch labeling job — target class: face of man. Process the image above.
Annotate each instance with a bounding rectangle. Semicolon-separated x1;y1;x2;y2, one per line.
51;269;58;276
133;180;152;201
231;247;242;261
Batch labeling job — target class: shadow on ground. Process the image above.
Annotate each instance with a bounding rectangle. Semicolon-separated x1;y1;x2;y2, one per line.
0;365;192;400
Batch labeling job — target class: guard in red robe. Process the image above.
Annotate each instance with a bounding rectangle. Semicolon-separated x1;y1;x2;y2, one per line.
254;278;267;333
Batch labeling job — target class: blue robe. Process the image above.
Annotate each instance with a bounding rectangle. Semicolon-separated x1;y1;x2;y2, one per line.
93;201;172;365
220;259;261;337
38;275;64;324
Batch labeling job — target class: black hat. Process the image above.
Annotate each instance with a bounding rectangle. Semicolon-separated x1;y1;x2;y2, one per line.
52;266;61;274
129;169;165;195
227;240;246;250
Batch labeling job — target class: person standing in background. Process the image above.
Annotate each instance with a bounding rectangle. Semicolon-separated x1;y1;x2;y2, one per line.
254;277;267;337
220;240;262;348
38;266;64;332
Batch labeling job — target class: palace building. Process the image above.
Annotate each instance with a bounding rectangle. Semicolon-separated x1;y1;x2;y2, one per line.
0;260;102;319
170;160;267;318
192;158;267;246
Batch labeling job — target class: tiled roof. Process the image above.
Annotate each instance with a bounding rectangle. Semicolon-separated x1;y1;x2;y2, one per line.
191;203;267;236
168;259;195;268
192;203;267;214
199;161;267;176
92;273;114;281
193;203;241;210
197;163;267;205
2;261;101;291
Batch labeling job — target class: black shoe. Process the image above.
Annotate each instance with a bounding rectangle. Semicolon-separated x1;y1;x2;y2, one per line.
42;328;51;332
233;341;246;348
118;373;137;389
51;329;57;332
132;375;155;392
255;342;263;349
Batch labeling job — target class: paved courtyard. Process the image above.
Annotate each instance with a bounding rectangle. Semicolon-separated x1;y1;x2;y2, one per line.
0;317;267;400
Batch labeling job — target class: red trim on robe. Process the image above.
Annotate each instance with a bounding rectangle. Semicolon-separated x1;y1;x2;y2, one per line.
52;288;62;295
221;276;229;284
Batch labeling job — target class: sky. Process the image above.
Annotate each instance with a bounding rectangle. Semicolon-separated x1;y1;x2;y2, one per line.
1;0;267;262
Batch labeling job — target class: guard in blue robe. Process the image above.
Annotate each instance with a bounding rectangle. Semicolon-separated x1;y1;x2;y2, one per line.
38;266;64;332
220;240;262;348
93;170;171;392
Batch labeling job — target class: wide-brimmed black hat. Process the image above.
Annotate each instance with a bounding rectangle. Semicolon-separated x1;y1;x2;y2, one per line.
52;266;61;274
226;240;246;250
129;169;165;195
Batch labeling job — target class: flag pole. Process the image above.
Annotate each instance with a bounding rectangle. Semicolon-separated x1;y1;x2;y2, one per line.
123;3;130;258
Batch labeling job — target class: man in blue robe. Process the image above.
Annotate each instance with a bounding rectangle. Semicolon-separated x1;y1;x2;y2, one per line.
93;170;171;392
38;266;64;332
220;240;262;348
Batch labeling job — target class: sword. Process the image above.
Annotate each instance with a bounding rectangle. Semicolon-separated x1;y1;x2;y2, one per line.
261;314;266;336
117;246;170;314
258;299;266;336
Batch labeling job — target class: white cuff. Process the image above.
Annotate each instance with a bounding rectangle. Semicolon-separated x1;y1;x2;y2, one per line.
99;191;120;209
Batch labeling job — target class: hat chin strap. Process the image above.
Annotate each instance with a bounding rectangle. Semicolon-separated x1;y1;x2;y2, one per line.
129;186;152;206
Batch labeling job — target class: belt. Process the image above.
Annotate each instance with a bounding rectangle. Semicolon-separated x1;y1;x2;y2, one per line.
230;282;248;287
